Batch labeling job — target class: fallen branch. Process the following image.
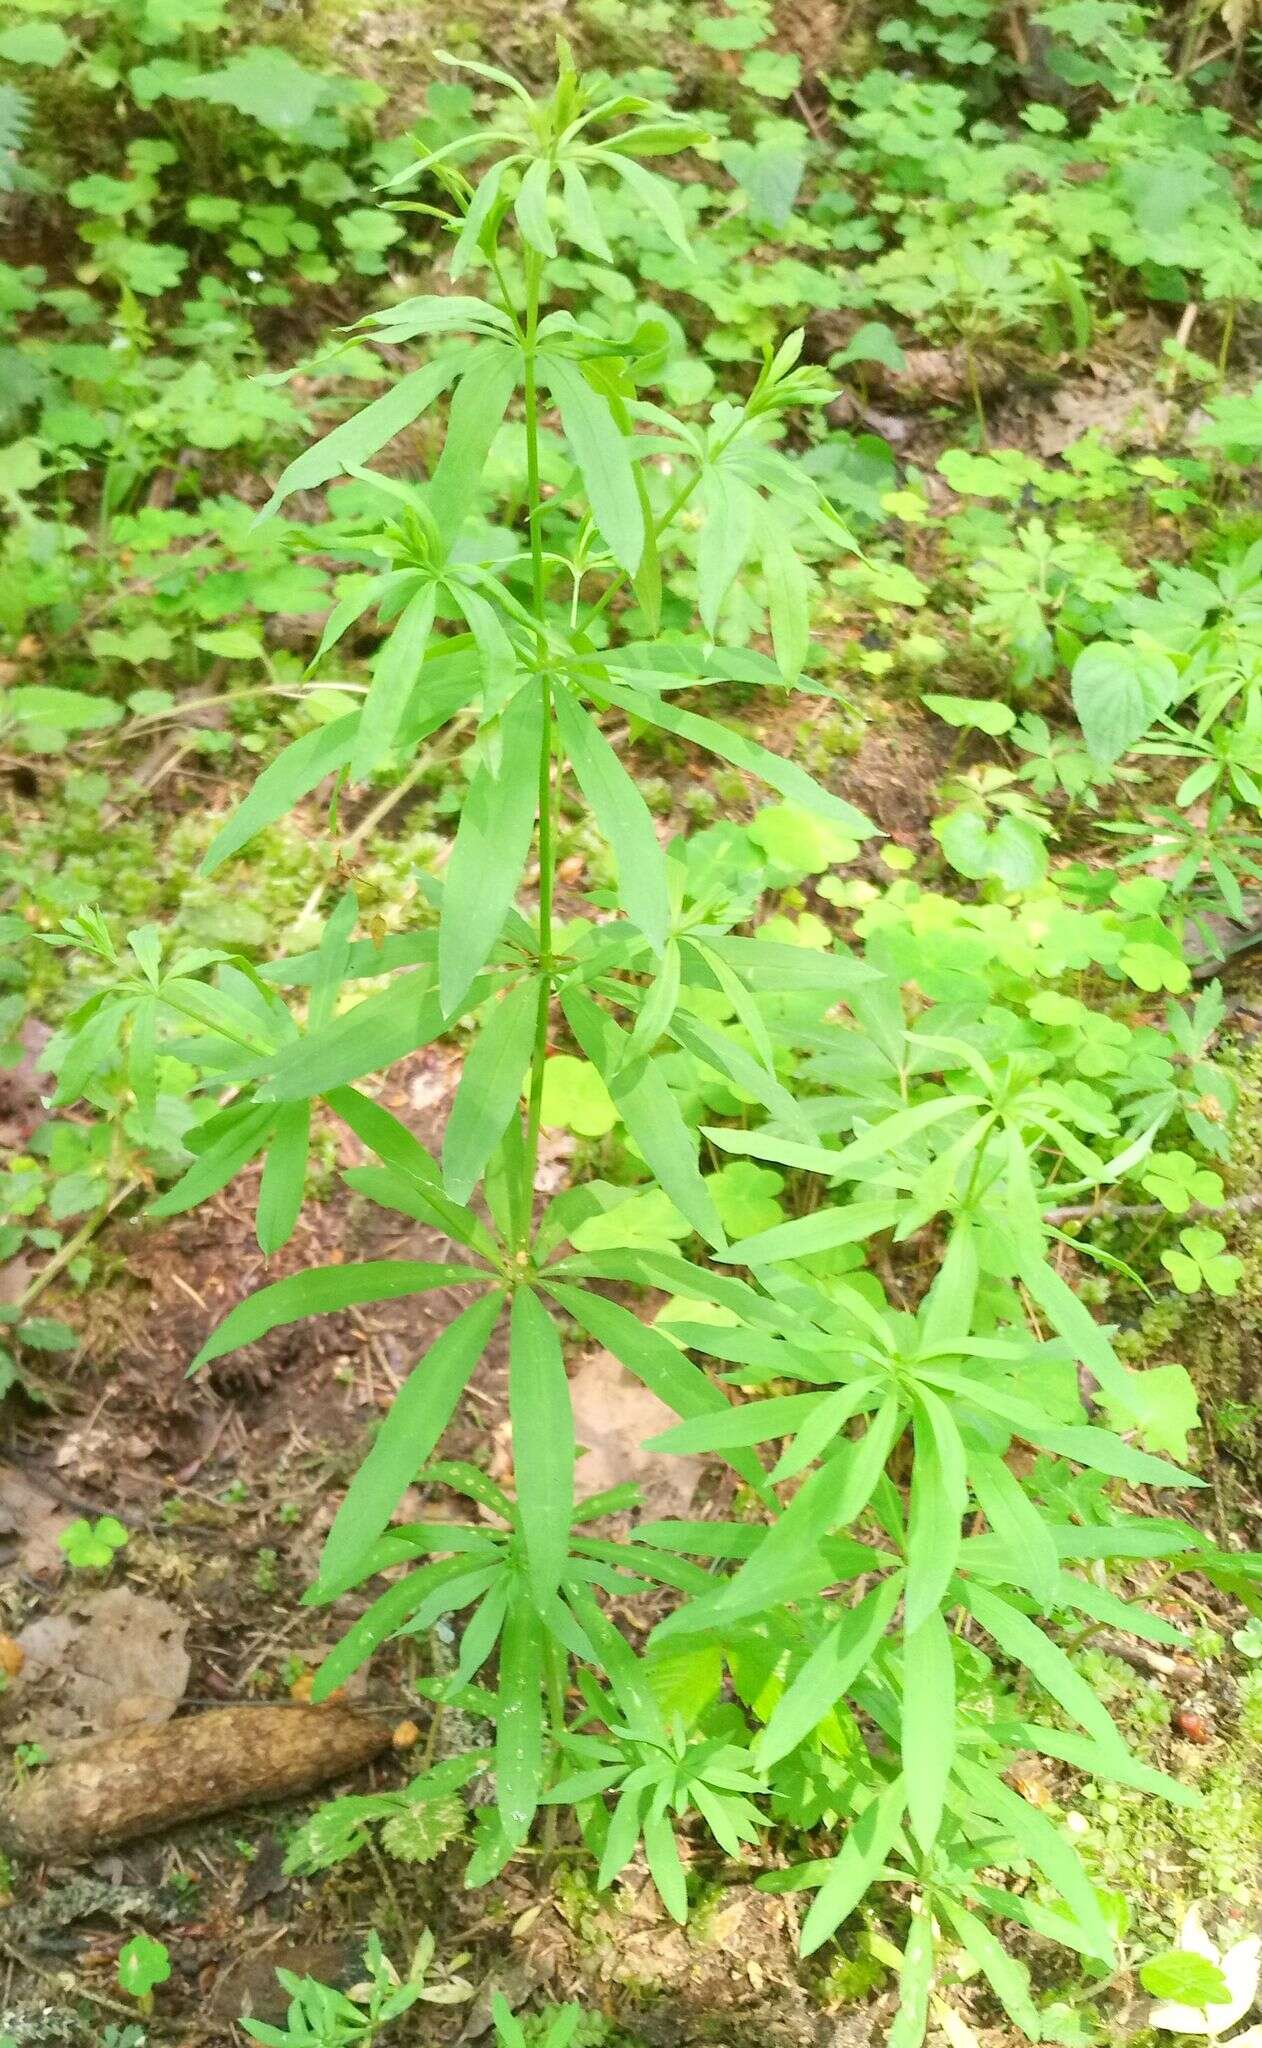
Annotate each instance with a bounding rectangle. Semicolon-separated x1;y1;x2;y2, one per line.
1044;1192;1262;1226
0;1705;391;1860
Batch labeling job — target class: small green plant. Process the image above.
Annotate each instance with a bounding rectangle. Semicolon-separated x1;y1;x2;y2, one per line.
241;1931;463;2048
117;1933;171;2016
59;1514;129;1569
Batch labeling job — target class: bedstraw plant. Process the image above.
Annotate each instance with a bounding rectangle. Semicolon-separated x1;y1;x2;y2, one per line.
51;46;1262;2044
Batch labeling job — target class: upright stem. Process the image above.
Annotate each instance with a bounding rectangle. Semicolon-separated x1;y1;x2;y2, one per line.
520;249;555;1248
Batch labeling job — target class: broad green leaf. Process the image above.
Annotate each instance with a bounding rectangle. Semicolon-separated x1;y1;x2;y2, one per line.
923;693;1015;737
255;1099;311;1255
190;1261;484;1372
7;685;122;732
350;582;437;780
542;355;643;574
902;1609;953;1852
1072;641;1179;765
554;688;669;951
442;978;539;1204
509;1289;573;1602
259;357;460;518
319;1292;502;1597
1139;1950;1233;2008
439;681;543;1013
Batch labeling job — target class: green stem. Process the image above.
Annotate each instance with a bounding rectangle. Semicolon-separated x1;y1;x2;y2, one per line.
519;249;555;1250
1218;299;1236;378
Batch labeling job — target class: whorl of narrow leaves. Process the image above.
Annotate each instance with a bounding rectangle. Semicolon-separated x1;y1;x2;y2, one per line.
57;47;1260;2048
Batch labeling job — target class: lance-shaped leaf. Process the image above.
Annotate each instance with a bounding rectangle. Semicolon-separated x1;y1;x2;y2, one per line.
697;466;755;637
968;1448;1059;1606
902;1607;954;1853
190;1260;488;1372
756;1575;903;1768
496;1587;545;1843
442;977;539;1203
260;972;470;1102
439;681;543;1013
202;653;478;875
428;342;521;546
148;1102;276;1218
963;1581;1131;1755
799;1776;907;1955
562;988;726;1249
509;1288;574;1604
258;356;461;519
319;1292;503;1596
554;688;669;951
545;1283;774;1506
904;1385;967;1632
542;355;643;575
761;516;810;685
255;1099;311;1255
599;677;875;836
350;581;438;781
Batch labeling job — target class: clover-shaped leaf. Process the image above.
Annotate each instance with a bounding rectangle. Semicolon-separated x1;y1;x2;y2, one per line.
538;1054;617;1138
59;1515;129;1570
1162;1226;1244;1298
1142;1151;1225;1215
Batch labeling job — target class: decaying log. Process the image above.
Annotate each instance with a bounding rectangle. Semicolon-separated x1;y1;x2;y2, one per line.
1;1705;392;1859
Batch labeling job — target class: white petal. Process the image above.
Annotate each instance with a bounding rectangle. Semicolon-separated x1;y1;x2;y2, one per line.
1181;1907;1223;1966
1152;2002;1214;2036
1219;1936;1262;2027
